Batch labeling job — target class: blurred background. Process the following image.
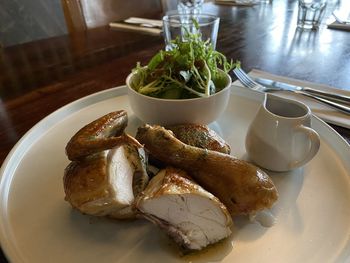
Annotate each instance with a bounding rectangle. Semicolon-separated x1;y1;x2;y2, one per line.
0;0;67;47
0;0;179;47
0;0;349;47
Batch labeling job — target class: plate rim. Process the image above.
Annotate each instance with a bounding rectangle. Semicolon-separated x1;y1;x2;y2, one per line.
0;86;128;263
0;85;349;263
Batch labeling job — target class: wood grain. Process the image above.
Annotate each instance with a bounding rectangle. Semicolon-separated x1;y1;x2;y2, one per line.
62;0;170;33
0;1;349;261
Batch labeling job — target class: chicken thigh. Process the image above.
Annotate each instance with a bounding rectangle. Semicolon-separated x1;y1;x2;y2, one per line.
136;124;278;216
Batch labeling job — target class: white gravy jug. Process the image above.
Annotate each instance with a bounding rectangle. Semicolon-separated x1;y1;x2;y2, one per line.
245;93;320;172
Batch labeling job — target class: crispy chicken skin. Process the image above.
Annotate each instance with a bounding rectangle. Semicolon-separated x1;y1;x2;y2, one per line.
64;111;148;219
166;124;231;154
66;110;140;161
136;124;278;216
137;167;232;251
64;144;149;219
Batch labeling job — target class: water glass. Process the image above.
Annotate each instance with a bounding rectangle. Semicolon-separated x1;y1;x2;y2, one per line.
297;0;327;30
177;0;204;14
162;14;220;50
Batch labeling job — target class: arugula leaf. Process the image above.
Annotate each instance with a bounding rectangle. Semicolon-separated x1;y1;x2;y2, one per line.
147;51;164;71
132;23;238;99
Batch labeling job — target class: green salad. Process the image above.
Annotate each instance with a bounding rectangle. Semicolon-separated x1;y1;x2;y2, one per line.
131;26;237;99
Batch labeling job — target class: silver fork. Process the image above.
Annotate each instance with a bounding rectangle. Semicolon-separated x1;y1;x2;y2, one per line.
233;68;350;114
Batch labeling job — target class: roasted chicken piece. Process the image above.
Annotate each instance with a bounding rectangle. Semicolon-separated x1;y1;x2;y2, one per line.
136;124;278;216
64;143;149;219
148;124;231;168
66;110;141;161
166;124;231;154
137;167;232;251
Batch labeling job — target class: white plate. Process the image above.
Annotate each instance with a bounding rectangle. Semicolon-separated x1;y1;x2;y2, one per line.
1;86;350;263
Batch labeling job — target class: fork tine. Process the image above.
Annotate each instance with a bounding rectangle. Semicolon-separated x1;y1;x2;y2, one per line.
234;68;251;85
234;68;255;88
233;67;262;90
234;68;247;84
239;73;256;88
236;68;256;86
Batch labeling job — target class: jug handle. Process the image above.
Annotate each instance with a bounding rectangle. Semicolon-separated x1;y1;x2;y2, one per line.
290;126;320;170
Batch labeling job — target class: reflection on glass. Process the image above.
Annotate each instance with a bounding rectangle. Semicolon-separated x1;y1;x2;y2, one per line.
297;0;327;30
162;14;220;50
177;0;204;14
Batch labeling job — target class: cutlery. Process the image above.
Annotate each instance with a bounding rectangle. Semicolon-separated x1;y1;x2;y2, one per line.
233;67;350;114
214;0;257;6
254;77;350;105
123;21;162;29
124;17;163;28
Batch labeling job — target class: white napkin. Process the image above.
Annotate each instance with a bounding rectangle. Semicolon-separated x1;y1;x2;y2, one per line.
233;69;350;129
124;17;163;28
327;19;350;31
109;17;162;35
214;0;258;7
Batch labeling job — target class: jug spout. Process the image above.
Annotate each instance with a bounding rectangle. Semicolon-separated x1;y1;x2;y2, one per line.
264;93;311;119
245;94;320;172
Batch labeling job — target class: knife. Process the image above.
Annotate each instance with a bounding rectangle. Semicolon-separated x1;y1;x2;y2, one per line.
254;77;350;105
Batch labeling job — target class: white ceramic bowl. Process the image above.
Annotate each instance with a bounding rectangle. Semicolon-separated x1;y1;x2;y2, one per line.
126;69;232;125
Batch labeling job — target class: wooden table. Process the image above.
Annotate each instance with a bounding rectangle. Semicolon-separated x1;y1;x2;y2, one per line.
0;1;349;261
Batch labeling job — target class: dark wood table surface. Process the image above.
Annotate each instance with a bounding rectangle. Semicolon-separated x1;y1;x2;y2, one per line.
0;1;349;262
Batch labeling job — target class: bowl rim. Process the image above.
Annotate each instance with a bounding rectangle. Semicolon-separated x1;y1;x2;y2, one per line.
125;68;232;103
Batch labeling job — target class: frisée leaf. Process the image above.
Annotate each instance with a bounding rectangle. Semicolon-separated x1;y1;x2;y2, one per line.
132;23;237;99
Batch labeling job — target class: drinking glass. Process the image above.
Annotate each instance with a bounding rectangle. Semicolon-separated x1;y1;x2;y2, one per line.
297;0;327;30
177;0;204;15
162;14;220;50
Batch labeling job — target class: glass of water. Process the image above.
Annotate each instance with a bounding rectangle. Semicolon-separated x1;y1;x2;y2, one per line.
297;0;327;30
177;0;204;15
162;14;220;51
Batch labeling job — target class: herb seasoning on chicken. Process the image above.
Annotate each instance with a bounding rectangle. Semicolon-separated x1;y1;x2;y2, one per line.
136;124;278;216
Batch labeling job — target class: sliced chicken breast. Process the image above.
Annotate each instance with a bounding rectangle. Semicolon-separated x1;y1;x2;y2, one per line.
136;124;278;216
64;143;148;219
136;167;232;251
